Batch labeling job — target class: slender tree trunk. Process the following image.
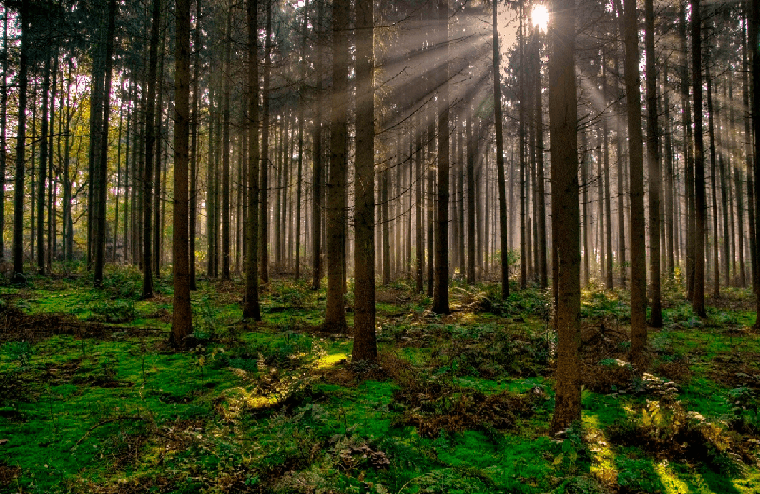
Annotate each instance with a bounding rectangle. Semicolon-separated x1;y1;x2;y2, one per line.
416;112;424;292
143;0;161;298
432;0;450;314
154;34;166;278
624;0;648;364
222;8;232;280
312;0;324;290
260;0;273;283
0;6;6;262
663;62;675;278
324;0;349;331
12;0;30;278
549;0;581;432
467;112;475;284
190;0;201;290
645;0;661;325
706;58;719;298
353;0;377;361
38;56;50;275
244;0;261;320
519;12;527;290
295;0;308;281
172;0;192;348
692;0;706;317
95;0;117;286
750;0;760;326
535;31;547;289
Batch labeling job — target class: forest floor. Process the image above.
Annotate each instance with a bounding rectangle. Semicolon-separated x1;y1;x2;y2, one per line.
1;265;759;494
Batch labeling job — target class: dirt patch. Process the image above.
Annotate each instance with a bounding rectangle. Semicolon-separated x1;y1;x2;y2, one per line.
0;302;164;343
709;355;760;390
0;462;21;488
398;388;541;438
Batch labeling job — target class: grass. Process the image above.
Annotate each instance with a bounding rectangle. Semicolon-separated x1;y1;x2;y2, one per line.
0;264;759;493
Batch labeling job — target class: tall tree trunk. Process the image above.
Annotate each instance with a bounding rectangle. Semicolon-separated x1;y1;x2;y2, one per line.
691;0;706;316
549;0;581;432
603;52;614;289
491;1;509;300
12;0;30;278
353;0;377;362
0;6;6;262
154;34;166;278
172;0;192;348
663;61;675;278
680;4;695;298
260;0;272;283
312;0;324;290
244;0;261;320
95;0;117;286
222;8;232;280
295;0;308;281
706;57;719;297
535;30;548;289
38;55;50;275
519;12;527;290
432;0;450;314
416;112;424;292
190;0;201;291
143;0;161;298
645;0;661;326
624;0;648;365
750;0;760;326
467;112;476;284
324;0;349;331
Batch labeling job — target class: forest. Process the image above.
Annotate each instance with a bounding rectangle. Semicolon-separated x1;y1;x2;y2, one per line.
0;0;759;491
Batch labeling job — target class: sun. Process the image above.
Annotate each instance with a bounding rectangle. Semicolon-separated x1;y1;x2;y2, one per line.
531;4;549;32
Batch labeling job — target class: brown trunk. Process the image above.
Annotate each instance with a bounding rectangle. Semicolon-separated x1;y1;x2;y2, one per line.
645;0;661;326
172;0;192;348
353;0;377;361
492;0;510;298
624;0;648;364
324;0;349;331
549;0;581;432
692;0;706;317
244;0;261;320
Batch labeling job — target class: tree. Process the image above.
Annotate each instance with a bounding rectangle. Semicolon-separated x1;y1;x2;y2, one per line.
12;0;30;280
645;0;662;326
172;0;192;348
244;0;261;321
142;0;161;298
324;0;349;332
549;0;581;432
352;0;377;362
432;0;450;315
692;0;706;317
623;0;647;366
0;5;6;263
492;0;510;299
751;0;760;327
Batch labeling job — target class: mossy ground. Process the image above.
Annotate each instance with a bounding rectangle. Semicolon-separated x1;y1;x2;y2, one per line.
0;265;759;493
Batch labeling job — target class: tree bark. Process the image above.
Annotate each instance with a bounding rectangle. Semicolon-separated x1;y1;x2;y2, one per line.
432;0;450;314
624;0;648;364
353;0;377;362
491;1;509;300
645;0;661;326
691;0;706;317
143;0;161;298
244;0;261;320
95;0;117;286
549;0;581;432
172;0;193;348
324;0;349;331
